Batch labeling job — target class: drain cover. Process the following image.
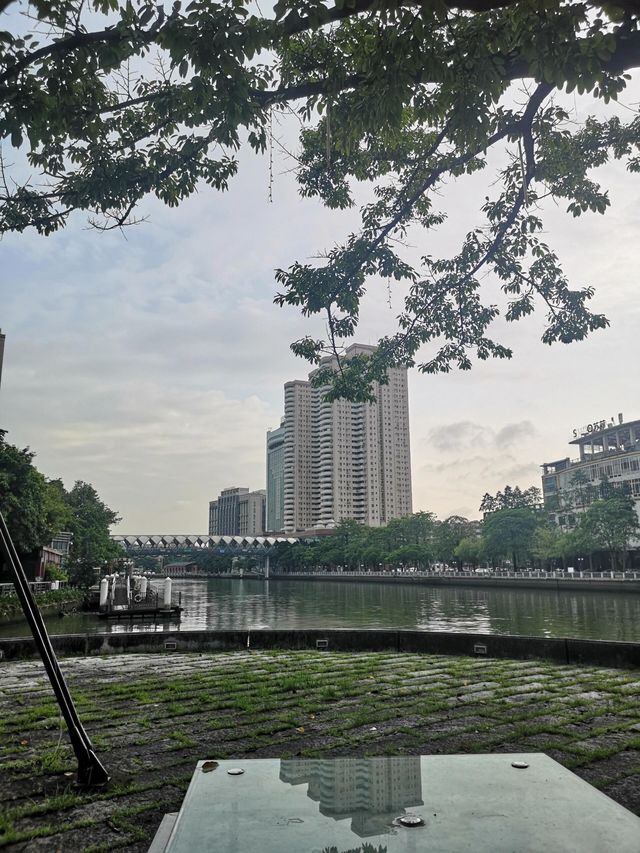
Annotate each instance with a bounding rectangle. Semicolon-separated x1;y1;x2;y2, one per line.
227;768;244;776
398;814;425;827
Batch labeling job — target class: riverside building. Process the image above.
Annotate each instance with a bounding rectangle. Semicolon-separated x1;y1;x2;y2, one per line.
266;418;286;534
541;414;640;530
208;487;266;537
280;343;412;534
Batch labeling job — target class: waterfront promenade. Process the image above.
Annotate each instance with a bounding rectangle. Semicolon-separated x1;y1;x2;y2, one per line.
0;650;639;851
274;569;640;593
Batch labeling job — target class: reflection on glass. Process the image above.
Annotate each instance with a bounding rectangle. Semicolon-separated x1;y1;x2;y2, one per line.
280;758;423;838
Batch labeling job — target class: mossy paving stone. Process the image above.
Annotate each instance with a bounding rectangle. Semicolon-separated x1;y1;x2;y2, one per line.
1;651;639;852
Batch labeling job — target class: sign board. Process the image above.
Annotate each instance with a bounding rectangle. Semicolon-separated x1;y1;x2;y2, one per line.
572;419;611;439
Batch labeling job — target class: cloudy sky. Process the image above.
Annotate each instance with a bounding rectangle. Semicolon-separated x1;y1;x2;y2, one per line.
1;74;639;532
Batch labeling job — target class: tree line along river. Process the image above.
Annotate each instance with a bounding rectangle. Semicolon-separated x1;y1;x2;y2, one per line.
1;578;640;641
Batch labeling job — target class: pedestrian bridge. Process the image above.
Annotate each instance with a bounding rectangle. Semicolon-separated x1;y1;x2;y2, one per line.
112;534;299;554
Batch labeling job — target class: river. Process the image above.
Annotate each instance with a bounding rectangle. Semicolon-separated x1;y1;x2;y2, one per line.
1;578;640;641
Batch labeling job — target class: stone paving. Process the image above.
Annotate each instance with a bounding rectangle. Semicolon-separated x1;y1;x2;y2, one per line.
0;651;639;852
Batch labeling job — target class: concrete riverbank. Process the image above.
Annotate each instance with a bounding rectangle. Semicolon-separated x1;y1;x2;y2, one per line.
1;628;639;669
0;650;638;852
272;571;640;593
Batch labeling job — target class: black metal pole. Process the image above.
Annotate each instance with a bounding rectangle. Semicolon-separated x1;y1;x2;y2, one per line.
0;512;109;787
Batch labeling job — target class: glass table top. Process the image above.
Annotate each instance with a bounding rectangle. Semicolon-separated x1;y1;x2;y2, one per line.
163;754;640;852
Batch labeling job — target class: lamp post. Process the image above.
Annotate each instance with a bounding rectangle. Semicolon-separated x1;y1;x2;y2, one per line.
0;512;109;787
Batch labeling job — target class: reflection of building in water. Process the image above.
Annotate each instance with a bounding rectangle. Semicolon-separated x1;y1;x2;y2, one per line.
280;757;423;837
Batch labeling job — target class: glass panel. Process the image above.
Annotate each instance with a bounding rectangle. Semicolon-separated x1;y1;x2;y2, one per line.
165;755;640;853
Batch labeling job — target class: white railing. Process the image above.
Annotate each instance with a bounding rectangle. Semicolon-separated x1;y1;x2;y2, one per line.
0;580;68;596
276;570;640;581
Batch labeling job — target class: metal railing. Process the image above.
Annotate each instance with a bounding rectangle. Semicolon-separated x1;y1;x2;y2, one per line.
278;569;640;581
0;580;69;596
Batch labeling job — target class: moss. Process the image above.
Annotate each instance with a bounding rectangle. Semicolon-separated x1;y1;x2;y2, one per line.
1;651;638;853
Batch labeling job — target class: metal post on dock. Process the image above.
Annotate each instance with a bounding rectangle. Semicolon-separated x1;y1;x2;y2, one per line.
163;576;172;608
99;578;108;610
0;512;109;788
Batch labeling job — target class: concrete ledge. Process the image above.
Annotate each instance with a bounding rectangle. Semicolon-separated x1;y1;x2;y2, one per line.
396;631;570;664
1;628;639;669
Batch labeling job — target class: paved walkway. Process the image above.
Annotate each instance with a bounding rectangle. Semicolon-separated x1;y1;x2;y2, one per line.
0;651;639;851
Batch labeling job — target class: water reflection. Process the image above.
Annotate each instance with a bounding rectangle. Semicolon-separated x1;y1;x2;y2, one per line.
280;758;423;838
1;578;640;640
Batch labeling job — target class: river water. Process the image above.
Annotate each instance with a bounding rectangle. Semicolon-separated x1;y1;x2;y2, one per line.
1;578;640;641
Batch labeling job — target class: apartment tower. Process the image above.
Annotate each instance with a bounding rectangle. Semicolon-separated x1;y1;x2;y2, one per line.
266;418;286;533
282;344;412;533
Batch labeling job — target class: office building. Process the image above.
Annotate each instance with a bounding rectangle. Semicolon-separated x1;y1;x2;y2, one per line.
281;343;412;533
541;414;640;536
266;418;286;533
208;487;266;536
0;328;5;396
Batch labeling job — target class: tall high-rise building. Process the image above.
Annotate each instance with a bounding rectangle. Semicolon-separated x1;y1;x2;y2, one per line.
208;487;266;536
281;344;412;533
0;328;5;395
266;418;286;533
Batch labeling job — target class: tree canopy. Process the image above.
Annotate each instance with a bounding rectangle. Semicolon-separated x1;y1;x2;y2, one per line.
580;494;639;568
479;484;542;513
0;435;70;552
2;0;640;396
0;433;120;579
482;506;539;568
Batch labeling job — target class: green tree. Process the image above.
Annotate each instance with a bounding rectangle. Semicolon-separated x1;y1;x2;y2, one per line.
44;562;69;582
65;481;121;585
454;536;484;568
564;523;598;572
480;485;542;515
3;1;638;398
387;543;431;569
482;508;540;570
433;516;476;564
581;497;640;570
361;544;386;571
0;436;70;554
531;523;566;570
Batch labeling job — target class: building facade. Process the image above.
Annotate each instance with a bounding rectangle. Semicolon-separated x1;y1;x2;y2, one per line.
266;418;286;533
281;344;412;533
0;328;5;395
208;487;266;536
541;414;640;536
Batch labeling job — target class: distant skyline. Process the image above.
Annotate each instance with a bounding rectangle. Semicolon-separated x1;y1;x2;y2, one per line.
1;81;639;532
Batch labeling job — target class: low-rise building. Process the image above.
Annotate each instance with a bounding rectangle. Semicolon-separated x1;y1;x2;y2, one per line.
208;487;266;536
541;414;640;537
163;561;202;577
